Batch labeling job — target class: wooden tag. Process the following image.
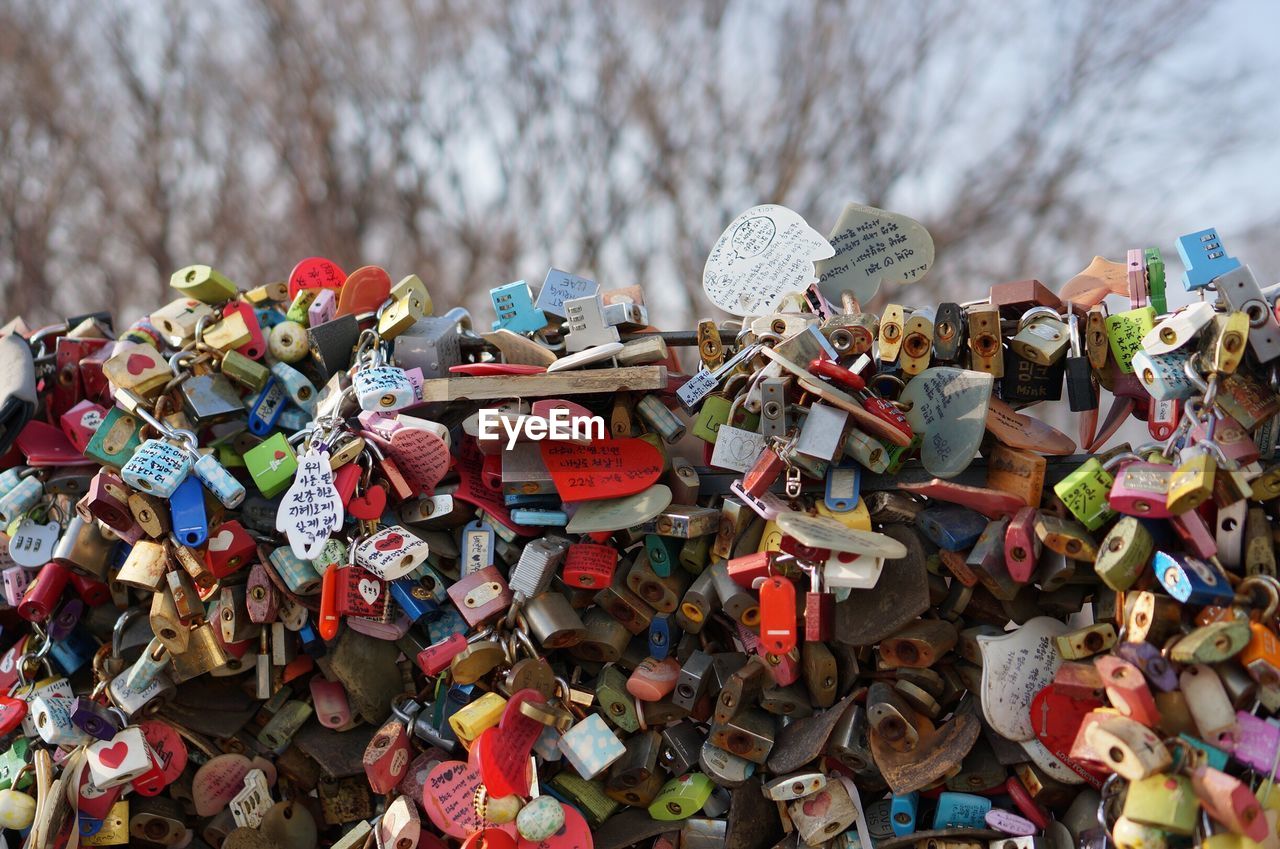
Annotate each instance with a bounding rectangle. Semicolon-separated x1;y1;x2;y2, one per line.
703;204;834;316
540;438;662;502
986;398;1076;455
977;617;1069;742
775;512;907;558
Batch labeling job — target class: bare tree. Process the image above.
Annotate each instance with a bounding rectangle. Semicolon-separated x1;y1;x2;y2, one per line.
0;0;1269;328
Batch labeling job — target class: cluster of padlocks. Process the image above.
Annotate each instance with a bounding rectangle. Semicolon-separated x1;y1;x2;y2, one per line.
0;200;1275;849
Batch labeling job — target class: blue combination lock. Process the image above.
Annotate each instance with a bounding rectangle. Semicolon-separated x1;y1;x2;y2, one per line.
1176;227;1240;290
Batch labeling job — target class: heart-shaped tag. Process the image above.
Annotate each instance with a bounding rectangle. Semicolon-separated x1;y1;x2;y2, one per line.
540;437;663;502
703;204;834;316
899;367;993;478
361;413;451;494
358;578;382;606
454;439;534;536
1029;684;1107;787
97;741;129;769
423;761;512;840
814;203;934;304
986;398;1076;455
288;256;346;300
349;485;387;520
336;265;392;317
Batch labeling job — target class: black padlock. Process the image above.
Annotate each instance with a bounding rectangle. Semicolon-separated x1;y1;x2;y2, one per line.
1065;313;1098;412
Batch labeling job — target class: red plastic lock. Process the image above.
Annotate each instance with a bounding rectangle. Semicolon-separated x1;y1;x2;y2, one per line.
758;576;798;656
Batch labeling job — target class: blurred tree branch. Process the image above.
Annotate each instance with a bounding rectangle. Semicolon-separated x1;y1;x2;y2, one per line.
0;0;1268;327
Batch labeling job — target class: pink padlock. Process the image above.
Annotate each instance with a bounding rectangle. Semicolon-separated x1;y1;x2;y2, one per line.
310;676;352;729
626;657;681;701
1004;507;1040;583
59;400;108;454
1108;461;1174;518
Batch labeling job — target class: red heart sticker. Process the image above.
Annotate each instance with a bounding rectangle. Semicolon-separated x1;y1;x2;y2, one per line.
479;689;546;798
273;450;286;460
349;485;387;520
375;532;403;552
98;740;129;769
540;437;663;502
126;353;152;376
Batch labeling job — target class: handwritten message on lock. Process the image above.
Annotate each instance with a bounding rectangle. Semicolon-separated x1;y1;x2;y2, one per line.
276;450;343;560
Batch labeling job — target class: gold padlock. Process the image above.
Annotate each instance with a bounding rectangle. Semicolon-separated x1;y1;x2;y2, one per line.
169;621;229;683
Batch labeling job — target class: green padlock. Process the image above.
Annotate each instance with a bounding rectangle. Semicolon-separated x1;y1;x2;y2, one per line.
883;434;922;475
679;535;711;575
220;349;270;392
595;665;640;733
1095;516;1154;591
691;385;759;444
647;773;714;821
217;443;246;470
1146;247;1167;315
170;264;238;303
286;289;319;325
1053;458;1116;531
1122;773;1200;836
546;772;619;829
1105;306;1156;374
83;407;144;470
244;432;298;498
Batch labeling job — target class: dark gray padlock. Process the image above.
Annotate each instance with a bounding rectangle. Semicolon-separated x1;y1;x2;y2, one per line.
392;308;470;378
180;372;244;425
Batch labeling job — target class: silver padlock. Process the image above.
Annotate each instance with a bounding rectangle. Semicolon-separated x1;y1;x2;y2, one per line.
522;591;587;649
393;307;471;378
509;537;571;601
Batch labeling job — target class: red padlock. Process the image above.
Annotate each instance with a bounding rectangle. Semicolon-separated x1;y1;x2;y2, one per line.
203;520;257;579
67;572;111;607
364;698;416;794
416;633;468;676
758;575;798;656
18;561;71;622
562;543;617;590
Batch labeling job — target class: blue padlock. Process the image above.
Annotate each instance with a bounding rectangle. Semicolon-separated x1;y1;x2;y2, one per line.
120;438;192;500
277;406;310;432
509;508;568;527
490;280;548;333
435;683;475;746
503;493;561;509
47;627;98;677
1176;227;1240;290
648;612;680;661
931;792;991;830
889;792;919;836
427;608;468;644
390;578;443;625
269;361;318;415
917;505;988;552
255;307;286;329
1153;550;1234;605
297;621;326;657
168;474;208;548
247;378;287;436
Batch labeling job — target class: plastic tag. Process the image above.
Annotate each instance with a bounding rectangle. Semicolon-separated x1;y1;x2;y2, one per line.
540;438;662;502
815;203;935;304
899;367;993;478
703;204;834;316
276;450;343;560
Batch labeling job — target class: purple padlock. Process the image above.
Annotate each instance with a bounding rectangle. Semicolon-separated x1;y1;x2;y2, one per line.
46;597;85;643
70;696;123;741
1112;639;1179;692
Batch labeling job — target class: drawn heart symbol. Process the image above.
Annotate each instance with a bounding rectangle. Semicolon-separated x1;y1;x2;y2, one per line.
98;741;129;769
349;485;386;520
801;791;831;818
374;532;403;552
126;354;152;376
207;530;234;552
273;450;285;461
358;579;381;605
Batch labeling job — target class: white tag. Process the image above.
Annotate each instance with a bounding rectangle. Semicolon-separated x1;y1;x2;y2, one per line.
710;426;767;474
976;617;1069;742
230;768;273;828
276;450;343;560
8;519;60;568
815;203;934;304
702;204;834;316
